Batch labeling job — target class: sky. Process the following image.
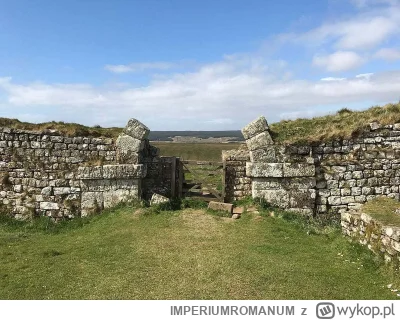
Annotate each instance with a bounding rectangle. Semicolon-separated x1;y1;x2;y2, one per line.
0;0;400;130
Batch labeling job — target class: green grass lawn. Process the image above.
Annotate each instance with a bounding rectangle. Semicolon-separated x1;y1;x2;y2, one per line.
152;142;242;162
1;205;399;300
362;197;400;226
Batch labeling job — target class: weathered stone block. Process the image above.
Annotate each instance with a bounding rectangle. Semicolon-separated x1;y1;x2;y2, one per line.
252;178;282;190
241;116;269;140
116;134;144;153
245;132;274;151
81;192;104;216
289;189;316;209
150;193;169;206
77;166;103;179
246;162;283;177
222;149;250;161
116;149;140;164
40;202;59;210
41;186;53;196
282;177;316;189
103;189;138;208
328;196;342;205
102;164;147;179
252;188;290;208
208;201;233;214
283;163;315;177
123;118;150;140
53;187;71;195
249;147;276;162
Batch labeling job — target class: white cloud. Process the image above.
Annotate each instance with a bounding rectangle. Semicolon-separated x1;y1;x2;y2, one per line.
104;62;175;73
1;56;400;129
313;51;365;72
350;0;400;8
279;3;400;51
356;72;374;79
374;47;400;60
320;77;346;81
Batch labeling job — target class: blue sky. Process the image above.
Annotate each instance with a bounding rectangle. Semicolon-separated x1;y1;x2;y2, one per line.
0;0;400;130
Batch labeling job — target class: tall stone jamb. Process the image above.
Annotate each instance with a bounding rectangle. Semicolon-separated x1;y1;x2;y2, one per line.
242;115;316;215
116;118;150;164
241;116;275;162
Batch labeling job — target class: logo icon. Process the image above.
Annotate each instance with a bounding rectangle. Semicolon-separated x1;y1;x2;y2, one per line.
316;302;335;319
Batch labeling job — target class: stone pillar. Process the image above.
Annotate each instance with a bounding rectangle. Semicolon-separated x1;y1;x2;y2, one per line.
116;119;150;164
242;116;317;215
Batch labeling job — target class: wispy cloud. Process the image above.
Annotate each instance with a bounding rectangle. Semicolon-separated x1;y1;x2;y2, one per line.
313;51;365;72
350;0;400;8
104;62;175;73
278;2;400;51
320;77;346;81
374;47;400;60
356;72;374;79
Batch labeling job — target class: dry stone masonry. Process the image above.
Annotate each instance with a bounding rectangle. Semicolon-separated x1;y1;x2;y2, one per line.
223;116;400;216
341;211;400;263
0;119;183;220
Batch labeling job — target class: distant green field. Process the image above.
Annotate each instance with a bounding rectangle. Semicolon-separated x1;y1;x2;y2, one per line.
152;142;243;161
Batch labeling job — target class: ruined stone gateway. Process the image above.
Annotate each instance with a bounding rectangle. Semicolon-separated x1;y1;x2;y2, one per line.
1;115;400;221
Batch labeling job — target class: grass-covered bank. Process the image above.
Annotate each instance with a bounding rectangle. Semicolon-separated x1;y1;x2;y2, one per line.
1;201;399;299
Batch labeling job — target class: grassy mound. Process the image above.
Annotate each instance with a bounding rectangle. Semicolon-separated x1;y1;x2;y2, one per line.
1;102;400;143
270;102;400;144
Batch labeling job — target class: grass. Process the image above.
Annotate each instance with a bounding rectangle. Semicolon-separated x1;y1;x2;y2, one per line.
184;163;224;192
270;102;400;144
1;202;399;299
0;118;122;138
3;102;400;143
362;197;400;226
153;142;242;162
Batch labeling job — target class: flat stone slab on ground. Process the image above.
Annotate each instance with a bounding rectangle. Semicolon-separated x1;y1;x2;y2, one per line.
150;193;169;206
208;201;233;214
233;207;244;214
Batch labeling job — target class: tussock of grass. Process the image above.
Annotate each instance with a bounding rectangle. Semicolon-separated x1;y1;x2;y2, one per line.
270;102;400;144
362;197;400;226
0;118;122;138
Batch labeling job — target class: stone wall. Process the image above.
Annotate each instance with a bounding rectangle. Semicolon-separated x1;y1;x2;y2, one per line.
222;149;251;202
0;127;116;219
78;164;146;216
341;210;400;263
0;119;184;220
223;117;400;215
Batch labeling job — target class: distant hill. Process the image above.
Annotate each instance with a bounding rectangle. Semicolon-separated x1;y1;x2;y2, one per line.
148;131;244;142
